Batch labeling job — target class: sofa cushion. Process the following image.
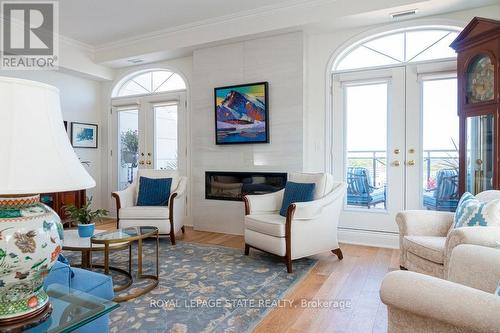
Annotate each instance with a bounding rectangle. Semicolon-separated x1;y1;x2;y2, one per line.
245;214;286;237
288;173;332;199
496;282;500;296
137;176;172;206
279;182;315;217
454;192;500;228
120;206;169;220
404;236;446;264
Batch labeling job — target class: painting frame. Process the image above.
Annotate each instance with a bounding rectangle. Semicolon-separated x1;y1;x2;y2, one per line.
71;122;98;149
214;81;269;145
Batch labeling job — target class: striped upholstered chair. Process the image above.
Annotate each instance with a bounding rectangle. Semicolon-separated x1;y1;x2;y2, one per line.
423;169;459;212
346;167;386;208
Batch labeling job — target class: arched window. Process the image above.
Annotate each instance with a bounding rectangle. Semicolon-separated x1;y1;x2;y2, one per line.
334;28;460;72
114;70;186;97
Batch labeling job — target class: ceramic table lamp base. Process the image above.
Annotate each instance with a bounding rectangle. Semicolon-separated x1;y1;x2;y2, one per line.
0;195;63;324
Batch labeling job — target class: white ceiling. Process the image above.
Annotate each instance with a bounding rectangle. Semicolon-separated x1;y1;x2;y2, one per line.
59;0;300;46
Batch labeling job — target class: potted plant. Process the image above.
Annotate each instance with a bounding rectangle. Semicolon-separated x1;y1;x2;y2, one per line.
64;197;108;237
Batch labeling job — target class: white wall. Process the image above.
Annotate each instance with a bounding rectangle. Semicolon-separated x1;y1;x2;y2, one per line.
191;32;304;234
303;4;500;173
0;70;104;207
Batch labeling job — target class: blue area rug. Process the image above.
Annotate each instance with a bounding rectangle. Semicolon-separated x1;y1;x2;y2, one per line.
65;240;316;333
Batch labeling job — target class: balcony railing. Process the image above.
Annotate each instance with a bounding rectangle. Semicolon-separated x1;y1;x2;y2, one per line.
347;149;458;189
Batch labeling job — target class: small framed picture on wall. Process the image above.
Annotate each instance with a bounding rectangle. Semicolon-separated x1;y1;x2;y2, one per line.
71;122;98;148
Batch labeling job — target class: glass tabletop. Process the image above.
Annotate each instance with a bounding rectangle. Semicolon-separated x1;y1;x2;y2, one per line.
91;226;158;243
25;284;119;333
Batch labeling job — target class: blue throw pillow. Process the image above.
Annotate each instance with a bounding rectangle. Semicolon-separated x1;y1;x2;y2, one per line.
279;182;316;217
453;192;500;228
137;177;172;206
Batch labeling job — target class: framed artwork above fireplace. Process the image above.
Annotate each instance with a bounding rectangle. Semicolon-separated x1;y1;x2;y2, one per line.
214;82;269;144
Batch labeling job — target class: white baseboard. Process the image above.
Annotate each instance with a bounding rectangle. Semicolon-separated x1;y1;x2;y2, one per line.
338;228;399;249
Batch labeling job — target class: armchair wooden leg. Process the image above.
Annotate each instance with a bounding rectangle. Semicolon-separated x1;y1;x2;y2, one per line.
332;248;343;260
285;255;293;273
181;226;185;234
244;244;250;255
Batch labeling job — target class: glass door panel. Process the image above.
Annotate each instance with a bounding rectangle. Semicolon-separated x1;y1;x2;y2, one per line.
345;83;388;210
466;114;494;194
334;67;405;233
421;78;459;211
154;103;178;170
117;109;139;190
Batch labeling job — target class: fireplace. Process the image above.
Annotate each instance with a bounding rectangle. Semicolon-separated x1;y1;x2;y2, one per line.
205;171;287;201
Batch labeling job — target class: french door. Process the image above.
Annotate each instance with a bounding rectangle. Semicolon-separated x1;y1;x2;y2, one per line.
111;92;187;192
333;61;458;233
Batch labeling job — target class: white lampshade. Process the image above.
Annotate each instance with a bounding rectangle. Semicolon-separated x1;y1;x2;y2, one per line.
0;77;96;195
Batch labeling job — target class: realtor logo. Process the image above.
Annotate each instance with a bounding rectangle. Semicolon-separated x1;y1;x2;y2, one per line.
1;1;58;69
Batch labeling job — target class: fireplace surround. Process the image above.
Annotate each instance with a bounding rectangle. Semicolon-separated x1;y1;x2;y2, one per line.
205;171;287;201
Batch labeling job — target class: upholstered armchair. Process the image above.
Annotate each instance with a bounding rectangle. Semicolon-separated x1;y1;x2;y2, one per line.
243;173;346;273
112;169;187;245
381;244;500;333
397;190;500;278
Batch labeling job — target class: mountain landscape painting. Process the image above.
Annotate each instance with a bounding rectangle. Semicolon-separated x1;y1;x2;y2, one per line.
215;82;269;144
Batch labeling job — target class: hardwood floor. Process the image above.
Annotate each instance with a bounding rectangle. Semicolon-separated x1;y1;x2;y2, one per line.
98;220;398;333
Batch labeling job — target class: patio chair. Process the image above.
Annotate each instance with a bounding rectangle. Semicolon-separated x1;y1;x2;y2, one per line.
423;169;459;212
346;167;386;208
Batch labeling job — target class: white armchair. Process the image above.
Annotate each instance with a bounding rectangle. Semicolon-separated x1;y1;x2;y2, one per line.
112;169;187;245
243;172;346;273
397;190;500;278
381;244;500;333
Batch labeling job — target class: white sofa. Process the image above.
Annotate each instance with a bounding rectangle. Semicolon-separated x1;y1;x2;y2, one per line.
243;172;346;273
396;190;500;278
381;244;500;333
112;169;187;245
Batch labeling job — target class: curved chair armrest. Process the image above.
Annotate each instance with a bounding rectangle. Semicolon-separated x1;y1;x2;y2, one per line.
243;190;284;215
380;271;500;333
111;184;136;210
445;226;500;264
171;176;187;199
447;244;500;292
293;183;346;220
396;210;454;237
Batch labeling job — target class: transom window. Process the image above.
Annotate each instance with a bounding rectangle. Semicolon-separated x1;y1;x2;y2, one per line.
334;28;460;72
115;70;186;97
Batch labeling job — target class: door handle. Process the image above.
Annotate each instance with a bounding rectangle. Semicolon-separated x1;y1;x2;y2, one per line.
146;160;152;166
392;160;400;167
139;160;145;165
406;160;415;166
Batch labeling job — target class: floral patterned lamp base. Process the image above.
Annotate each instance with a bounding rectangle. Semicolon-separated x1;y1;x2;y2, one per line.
0;195;63;325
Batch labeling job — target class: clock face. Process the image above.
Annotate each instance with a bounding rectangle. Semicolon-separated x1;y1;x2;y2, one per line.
466;55;495;104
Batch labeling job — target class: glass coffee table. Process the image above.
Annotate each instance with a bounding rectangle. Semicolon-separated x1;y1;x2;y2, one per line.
90;226;159;302
23;283;119;333
62;229;129;269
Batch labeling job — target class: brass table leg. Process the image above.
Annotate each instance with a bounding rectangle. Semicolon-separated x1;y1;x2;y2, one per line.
137;238;143;276
104;243;109;275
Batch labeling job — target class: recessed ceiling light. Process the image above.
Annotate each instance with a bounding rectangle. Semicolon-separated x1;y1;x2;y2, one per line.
127;58;144;64
390;9;418;19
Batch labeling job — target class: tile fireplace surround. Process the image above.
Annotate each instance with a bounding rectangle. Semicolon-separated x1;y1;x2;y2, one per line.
205;171;287;201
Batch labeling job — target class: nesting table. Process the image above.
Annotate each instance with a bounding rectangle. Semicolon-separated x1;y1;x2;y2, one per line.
62;227;159;302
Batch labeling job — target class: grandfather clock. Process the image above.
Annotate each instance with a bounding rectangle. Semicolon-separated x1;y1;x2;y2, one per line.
451;17;500;195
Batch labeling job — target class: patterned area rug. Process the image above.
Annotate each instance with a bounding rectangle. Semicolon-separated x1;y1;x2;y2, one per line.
64;240;316;333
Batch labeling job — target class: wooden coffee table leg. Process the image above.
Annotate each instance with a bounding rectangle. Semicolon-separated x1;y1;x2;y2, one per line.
128;243;132;275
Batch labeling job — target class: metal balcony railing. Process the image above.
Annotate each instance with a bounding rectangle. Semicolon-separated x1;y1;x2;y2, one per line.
347;149;458;189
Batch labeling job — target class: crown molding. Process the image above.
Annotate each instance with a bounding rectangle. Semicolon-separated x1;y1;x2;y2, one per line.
94;0;337;52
